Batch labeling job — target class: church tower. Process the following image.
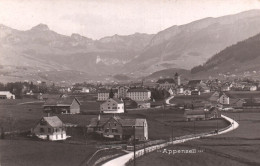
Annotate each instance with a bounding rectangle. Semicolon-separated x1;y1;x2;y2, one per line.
174;73;180;86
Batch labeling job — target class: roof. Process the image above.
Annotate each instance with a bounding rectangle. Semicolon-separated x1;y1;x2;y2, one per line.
104;98;124;104
43;116;63;127
0;91;13;95
127;88;150;92
88;116;146;127
188;80;202;85
44;97;80;106
98;89;118;93
185;109;206;115
157;78;175;84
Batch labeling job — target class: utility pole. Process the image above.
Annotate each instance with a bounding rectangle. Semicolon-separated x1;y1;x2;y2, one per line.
193;120;195;134
143;122;146;155
133;126;136;166
171;125;173;143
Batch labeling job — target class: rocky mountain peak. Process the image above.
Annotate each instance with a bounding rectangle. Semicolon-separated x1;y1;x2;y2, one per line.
31;24;50;31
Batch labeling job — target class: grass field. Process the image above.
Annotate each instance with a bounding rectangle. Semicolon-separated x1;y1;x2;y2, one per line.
127;112;260;166
0;139;96;166
0;99;231;166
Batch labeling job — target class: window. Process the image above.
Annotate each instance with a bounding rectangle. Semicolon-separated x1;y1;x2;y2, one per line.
108;122;110;127
108;107;110;109
48;128;51;133
114;123;117;126
112;129;118;133
40;128;44;133
105;129;109;133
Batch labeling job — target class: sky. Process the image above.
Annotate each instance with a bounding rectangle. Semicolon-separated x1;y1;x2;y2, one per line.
0;0;260;39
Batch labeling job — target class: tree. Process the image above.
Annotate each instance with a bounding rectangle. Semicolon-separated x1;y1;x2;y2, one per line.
109;89;114;98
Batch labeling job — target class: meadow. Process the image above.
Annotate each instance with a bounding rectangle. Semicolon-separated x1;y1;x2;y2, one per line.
0;98;231;166
127;112;260;166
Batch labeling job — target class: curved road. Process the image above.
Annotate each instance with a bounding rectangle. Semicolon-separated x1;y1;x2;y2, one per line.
102;115;239;166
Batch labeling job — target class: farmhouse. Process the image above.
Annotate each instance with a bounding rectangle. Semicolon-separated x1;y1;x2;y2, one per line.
43;97;81;114
219;92;231;105
209;91;220;103
184;107;221;121
0;91;15;99
100;98;124;114
88;115;148;141
32;116;67;141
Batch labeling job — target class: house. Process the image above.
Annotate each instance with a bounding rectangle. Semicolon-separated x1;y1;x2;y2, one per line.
32;116;67;141
136;101;151;109
191;90;201;96
73;87;90;93
184;107;221;121
206;107;221;119
209;91;220;103
157;78;176;89
168;88;175;96
187;80;205;88
221;85;230;92
230;98;245;109
183;89;192;95
43;97;81;114
126;88;151;101
0;91;15;99
97;89;118;101
88;115;148;141
100;98;124;114
177;86;184;94
219;92;230;105
117;86;129;98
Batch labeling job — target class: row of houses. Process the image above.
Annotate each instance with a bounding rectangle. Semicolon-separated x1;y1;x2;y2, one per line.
32;115;148;141
98;87;151;102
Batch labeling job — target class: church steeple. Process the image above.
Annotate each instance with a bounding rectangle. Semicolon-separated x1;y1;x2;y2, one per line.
174;72;180;86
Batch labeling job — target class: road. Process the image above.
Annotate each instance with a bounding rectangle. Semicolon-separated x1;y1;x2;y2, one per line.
165;96;174;105
102;115;239;166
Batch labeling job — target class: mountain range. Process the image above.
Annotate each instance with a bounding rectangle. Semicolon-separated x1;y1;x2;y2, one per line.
0;9;260;83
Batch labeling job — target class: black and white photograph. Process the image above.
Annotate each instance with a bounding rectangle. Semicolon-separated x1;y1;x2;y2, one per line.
0;0;260;165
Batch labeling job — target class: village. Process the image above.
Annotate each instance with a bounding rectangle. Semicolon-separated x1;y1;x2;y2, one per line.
1;72;260;165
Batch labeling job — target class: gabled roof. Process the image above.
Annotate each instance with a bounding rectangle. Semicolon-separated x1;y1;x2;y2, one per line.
103;98;124;104
0;91;14;95
44;97;81;106
127;88;150;92
42;116;63;127
157;78;175;84
88;116;146;127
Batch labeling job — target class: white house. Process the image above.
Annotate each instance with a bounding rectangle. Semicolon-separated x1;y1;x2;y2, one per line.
219;93;230;105
0;91;15;99
100;98;124;114
32;116;67;141
126;88;151;101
